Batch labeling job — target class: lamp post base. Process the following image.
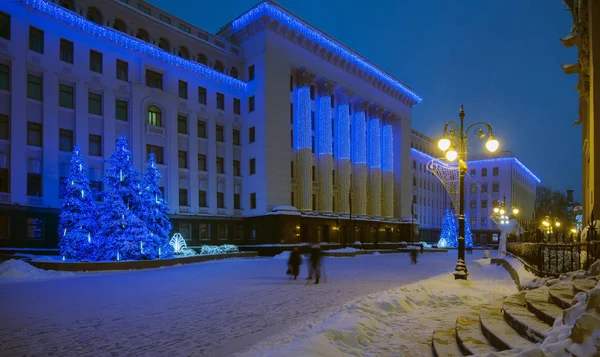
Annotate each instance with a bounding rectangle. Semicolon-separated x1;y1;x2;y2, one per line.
453;259;468;280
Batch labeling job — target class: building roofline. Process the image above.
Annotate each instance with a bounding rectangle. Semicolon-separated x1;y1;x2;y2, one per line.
218;1;422;105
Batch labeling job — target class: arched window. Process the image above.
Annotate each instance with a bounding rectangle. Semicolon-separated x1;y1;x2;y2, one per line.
113;18;127;34
196;53;207;65
178;46;190;59
230;66;239;79
214;61;224;73
59;0;74;10
158;38;170;52
148;105;162;127
86;7;103;25
136;28;150;43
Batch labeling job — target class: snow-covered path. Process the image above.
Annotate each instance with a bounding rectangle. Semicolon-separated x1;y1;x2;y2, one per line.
1;251;480;357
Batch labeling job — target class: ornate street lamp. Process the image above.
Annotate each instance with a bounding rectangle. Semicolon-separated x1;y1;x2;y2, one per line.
492;196;519;226
437;105;499;280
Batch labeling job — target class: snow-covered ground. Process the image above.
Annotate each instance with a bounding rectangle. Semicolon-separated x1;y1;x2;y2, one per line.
0;251;512;357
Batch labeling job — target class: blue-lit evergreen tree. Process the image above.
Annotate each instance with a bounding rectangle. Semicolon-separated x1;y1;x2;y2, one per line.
464;214;474;248
437;210;458;248
139;153;173;259
58;145;98;261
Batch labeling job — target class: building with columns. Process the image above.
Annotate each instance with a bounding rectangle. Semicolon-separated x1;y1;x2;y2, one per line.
0;0;421;249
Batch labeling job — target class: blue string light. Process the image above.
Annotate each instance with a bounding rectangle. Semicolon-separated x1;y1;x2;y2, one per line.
367;118;381;168
335;104;351;160
23;0;247;91
294;86;312;150
230;2;421;105
351;111;366;164
382;124;393;172
317;96;332;155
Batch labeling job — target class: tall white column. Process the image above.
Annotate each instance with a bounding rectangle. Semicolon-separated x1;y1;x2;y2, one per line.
294;70;315;211
367;106;382;217
316;81;333;212
351;101;368;216
381;116;394;218
334;88;351;214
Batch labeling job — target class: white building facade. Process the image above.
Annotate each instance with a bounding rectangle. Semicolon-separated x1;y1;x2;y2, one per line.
0;0;420;248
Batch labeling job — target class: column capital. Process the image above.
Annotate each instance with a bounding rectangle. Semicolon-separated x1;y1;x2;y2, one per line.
383;112;396;125
334;87;354;104
316;79;334;96
352;99;369;113
294;69;315;87
368;105;385;119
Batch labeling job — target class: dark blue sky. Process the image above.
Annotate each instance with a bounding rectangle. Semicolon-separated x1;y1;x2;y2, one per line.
149;0;580;197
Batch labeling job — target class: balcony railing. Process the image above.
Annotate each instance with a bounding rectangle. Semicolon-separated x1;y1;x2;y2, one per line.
26;196;43;207
179;206;190;214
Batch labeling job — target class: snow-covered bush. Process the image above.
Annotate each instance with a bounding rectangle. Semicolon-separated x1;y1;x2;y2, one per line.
179;248;196;257
199;245;239;255
219;245;239;254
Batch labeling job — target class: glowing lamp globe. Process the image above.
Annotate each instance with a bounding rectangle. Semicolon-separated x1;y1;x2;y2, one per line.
499;209;505;215
445;149;458;162
542;221;549;227
512;208;519;215
571;228;577;234
438;138;451;152
485;137;499;152
555;222;561;227
493;207;500;213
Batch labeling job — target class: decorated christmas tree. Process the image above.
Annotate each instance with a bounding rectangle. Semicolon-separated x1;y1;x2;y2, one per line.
464;214;474;248
437;210;458;248
58;145;98;261
139;153;174;259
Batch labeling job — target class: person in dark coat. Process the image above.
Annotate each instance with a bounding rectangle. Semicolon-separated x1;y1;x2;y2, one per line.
287;247;302;280
420;243;424;254
410;249;418;264
308;244;323;284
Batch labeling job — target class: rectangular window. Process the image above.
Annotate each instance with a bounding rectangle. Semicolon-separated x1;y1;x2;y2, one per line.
233;98;241;115
178;80;188;99
89;50;103;73
481;200;488;209
177;115;188;134
60;39;73;64
470;217;476;227
88;92;102;115
493;167;499;176
147;145;164;164
27;122;42;146
198;154;207;171
27;174;42;197
58;84;74;109
198;120;206;138
138;3;151;14
249;158;256;175
470;184;476;193
216;92;224;110
216;125;224;142
470;169;476;176
59;129;73;152
159;14;171;24
198;190;207;207
27;74;43;101
290;161;294;178
29;26;44;53
178;150;188;168
216;157;224;174
312;194;316;211
146;69;163;89
179;23;191;33
179;189;188;206
116;59;128;81
470;200;476;209
26;217;44;240
234;193;241;209
198;86;207;105
291;191;294;206
89;134;102;156
248;96;255;113
233;160;241;176
250;192;256;209
492;183;499;193
249;126;255;143
481;217;487;226
234;224;243;240
233;129;240;146
312;165;316;181
248;65;255;81
0;11;10;40
90;180;102;201
115;100;128;121
481;184;488;193
0;114;8;140
482;168;488;177
0;64;8;91
217;192;225;209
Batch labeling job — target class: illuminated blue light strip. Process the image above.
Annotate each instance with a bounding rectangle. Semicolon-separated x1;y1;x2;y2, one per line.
317;96;332;155
24;0;247;91
294;86;312;150
367;118;381;168
382;124;393;172
411;148;438;162
335;104;351;160
352;111;367;164
231;3;421;104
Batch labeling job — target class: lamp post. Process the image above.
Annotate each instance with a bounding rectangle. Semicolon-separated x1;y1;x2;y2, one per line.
437;105;499;280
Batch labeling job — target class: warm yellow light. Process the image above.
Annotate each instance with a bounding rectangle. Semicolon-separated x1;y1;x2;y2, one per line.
295;225;300;230
445;149;458;162
486;137;499;152
500;209;505;215
555;222;561;227
571;228;577;234
542;221;550;227
438;138;451;152
512;208;519;215
493;207;500;213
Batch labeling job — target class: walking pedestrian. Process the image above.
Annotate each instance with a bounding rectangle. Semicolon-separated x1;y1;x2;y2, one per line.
410;249;418;264
287;247;302;280
420;243;424;254
307;244;323;284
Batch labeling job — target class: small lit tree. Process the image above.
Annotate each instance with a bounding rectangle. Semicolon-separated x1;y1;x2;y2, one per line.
438;210;458;248
464;214;474;248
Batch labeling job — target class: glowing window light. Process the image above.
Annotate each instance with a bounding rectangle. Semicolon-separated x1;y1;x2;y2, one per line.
23;0;246;91
351;111;367;164
382;124;393;172
294;86;312;150
335;103;351;160
367;118;381;168
230;3;421;104
317;96;332;155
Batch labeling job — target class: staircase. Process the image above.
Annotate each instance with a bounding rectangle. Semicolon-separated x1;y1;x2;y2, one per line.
432;277;599;356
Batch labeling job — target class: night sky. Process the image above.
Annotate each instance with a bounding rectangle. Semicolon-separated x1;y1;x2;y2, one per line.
148;0;580;197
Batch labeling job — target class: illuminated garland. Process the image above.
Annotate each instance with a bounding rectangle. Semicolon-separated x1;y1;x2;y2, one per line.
317;96;332;155
382;124;393;172
335;103;351;160
294;86;312;150
367;118;381;168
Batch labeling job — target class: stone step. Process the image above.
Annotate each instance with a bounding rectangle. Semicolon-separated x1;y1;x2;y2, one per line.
525;287;564;326
502;292;548;342
479;304;535;351
548;282;576;309
455;316;496;356
572;279;598;294
432;328;463;357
